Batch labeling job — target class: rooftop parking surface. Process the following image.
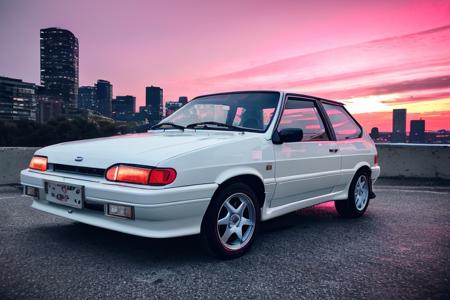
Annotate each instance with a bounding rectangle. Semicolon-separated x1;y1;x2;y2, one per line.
1;180;449;299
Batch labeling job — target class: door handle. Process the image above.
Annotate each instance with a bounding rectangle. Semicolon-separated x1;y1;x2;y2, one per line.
329;148;339;153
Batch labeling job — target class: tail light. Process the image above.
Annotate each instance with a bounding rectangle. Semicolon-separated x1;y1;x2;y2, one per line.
105;164;176;186
374;154;379;166
106;165;151;185
29;156;48;171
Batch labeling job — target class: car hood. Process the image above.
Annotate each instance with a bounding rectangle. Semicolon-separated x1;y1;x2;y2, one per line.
36;130;247;169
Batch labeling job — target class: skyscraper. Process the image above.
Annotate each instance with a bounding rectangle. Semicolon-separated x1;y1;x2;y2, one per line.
178;96;188;105
410;119;425;144
391;108;407;143
112;95;136;119
78;86;97;112
96;80;112;117
146;86;163;120
40;27;79;110
0;76;37;121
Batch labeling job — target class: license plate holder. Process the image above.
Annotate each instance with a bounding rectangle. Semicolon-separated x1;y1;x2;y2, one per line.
45;181;84;209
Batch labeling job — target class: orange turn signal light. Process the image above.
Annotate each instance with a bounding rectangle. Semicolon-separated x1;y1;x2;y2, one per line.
29;156;48;171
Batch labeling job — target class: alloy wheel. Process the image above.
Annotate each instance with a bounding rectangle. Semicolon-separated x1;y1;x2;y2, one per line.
216;192;256;250
354;175;369;211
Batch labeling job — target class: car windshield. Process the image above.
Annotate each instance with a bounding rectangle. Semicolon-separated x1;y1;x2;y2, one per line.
161;92;280;132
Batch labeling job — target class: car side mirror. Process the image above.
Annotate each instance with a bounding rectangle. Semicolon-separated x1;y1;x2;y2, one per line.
273;128;303;144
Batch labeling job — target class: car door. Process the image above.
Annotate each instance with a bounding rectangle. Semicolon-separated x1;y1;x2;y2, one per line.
271;97;341;207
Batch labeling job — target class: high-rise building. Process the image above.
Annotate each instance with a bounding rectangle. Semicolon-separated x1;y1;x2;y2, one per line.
112;95;136;119
178;96;188;105
391;108;407;143
145;86;163;120
78;86;97;112
40;27;79;110
0;76;37;121
409;119;425;144
96;80;112;117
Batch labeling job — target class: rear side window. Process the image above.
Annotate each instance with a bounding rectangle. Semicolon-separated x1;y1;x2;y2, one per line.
323;103;362;140
278;99;329;141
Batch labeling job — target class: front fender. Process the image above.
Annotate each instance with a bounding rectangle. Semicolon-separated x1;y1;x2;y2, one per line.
214;166;264;184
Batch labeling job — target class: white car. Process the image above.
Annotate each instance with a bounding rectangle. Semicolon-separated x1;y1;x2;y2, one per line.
21;91;380;258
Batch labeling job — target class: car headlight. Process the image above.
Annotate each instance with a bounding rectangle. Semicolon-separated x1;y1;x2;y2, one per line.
105;164;177;186
29;156;48;171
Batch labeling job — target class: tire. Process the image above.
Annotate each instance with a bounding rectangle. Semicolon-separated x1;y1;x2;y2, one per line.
201;182;260;259
335;170;370;218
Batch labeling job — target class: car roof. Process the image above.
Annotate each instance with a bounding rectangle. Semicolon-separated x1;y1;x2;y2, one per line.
194;90;345;106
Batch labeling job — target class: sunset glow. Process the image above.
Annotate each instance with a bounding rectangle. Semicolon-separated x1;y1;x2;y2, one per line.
196;25;450;131
1;0;450;131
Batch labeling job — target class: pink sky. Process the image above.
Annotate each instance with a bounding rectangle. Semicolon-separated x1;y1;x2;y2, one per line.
1;0;450;131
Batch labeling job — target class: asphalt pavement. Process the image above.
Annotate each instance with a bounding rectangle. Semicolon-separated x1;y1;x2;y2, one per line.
0;181;449;299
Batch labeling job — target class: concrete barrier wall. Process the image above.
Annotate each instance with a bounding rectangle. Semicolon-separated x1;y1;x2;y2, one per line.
0;144;449;184
0;147;39;185
376;144;450;179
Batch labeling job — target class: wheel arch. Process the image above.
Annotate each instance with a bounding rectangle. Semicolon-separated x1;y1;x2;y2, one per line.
353;163;376;199
214;171;266;208
200;172;266;240
357;164;372;176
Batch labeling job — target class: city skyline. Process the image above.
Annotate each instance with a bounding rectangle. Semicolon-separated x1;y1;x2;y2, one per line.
1;0;450;131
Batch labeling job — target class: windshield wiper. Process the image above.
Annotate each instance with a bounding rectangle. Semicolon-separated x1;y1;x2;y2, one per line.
151;122;185;131
186;121;243;131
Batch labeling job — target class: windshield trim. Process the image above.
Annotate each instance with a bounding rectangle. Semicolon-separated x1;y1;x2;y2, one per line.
164;91;281;134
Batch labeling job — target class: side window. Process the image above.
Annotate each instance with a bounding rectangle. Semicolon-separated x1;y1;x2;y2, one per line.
278;99;329;141
323;103;362;140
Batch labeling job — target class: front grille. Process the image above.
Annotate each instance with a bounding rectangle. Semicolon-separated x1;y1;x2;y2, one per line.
51;164;105;177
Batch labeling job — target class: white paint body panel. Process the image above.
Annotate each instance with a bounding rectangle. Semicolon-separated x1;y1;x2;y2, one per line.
271;140;341;207
20;91;380;238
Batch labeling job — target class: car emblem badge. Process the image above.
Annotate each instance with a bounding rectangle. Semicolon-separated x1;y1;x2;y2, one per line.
74;156;84;162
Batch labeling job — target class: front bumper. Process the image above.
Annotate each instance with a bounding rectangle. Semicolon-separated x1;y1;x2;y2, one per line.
21;169;217;238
